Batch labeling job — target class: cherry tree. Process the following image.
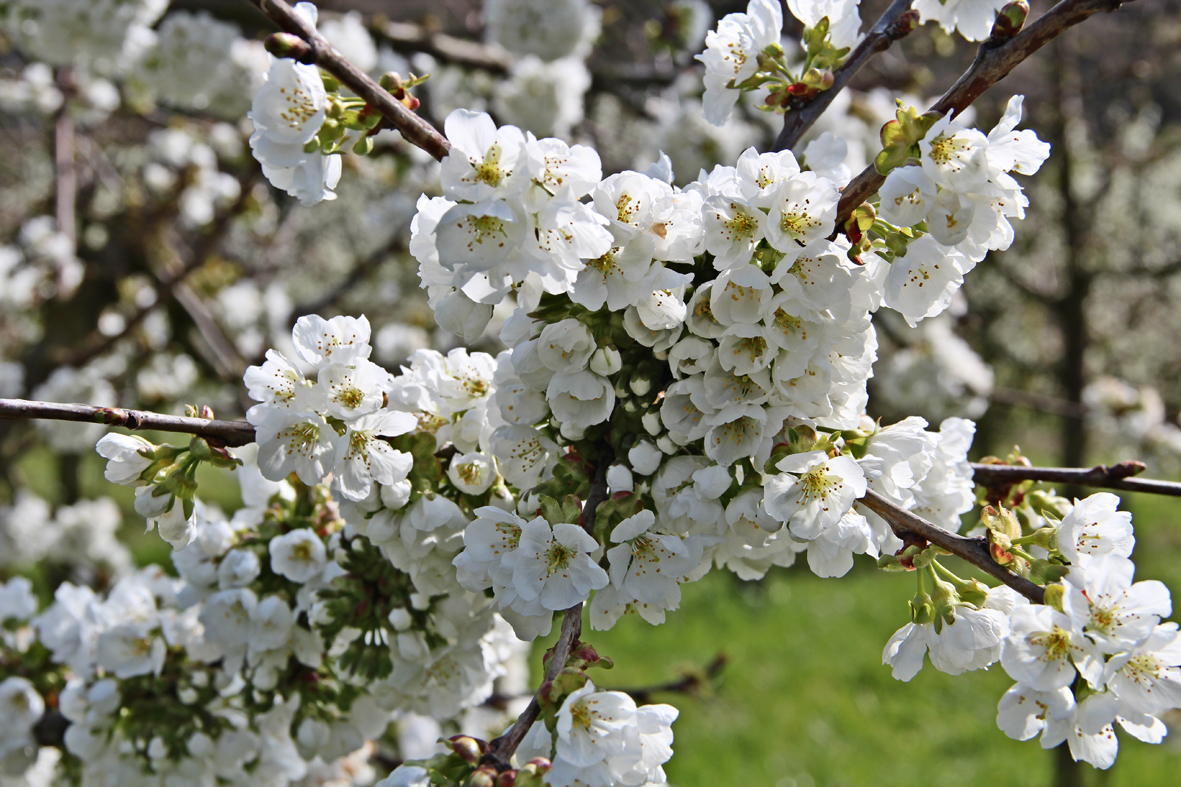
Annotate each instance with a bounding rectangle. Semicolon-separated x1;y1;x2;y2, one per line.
2;1;1180;786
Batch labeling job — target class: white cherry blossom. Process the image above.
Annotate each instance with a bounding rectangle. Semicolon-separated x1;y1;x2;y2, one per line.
512;519;608;611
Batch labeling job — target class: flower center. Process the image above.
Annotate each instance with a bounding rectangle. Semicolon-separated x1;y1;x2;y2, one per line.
1030;626;1073;662
723;206;759;240
545;541;576;575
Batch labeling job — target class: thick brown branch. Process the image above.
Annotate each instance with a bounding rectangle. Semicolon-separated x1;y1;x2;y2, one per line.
835;0;1136;230
246;0;451;161
858;488;1046;603
971;461;1181;498
0;399;256;447
772;0;917;153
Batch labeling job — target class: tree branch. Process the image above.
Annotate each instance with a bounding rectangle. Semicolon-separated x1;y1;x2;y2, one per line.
987;386;1089;419
858;488;1046;603
772;0;917;153
373;19;514;73
53;68;76;247
288;234;404;325
971;460;1181;498
835;0;1137;231
485;449;613;767
56;177;254;369
607;653;728;705
246;0;451;161
0;399;256;447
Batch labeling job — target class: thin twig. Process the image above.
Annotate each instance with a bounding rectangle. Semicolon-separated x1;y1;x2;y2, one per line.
607;653;728;705
288;234;405;324
485;449;614;767
772;0;917;153
987;387;1089;419
834;0;1136;231
0;399;256;447
858;489;1046;603
246;0;451;161
53;68;76;247
56;178;254;369
374;19;514;73
971;461;1181;498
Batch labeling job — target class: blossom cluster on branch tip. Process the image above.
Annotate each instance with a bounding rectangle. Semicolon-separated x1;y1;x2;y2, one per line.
881;489;1181;769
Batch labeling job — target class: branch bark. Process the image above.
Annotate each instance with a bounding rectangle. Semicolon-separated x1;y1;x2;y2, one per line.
858;488;1047;603
772;0;917;153
971;460;1181;498
835;0;1136;231
374;19;514;73
53;68;76;248
0;399;256;447
246;0;451;161
56;176;255;369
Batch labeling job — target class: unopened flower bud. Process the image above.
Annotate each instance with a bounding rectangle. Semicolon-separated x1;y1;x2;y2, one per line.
379;71;405;92
589;346;622;376
409;592;430;611
642;411;662;436
388;607;412;631
560;421;586;441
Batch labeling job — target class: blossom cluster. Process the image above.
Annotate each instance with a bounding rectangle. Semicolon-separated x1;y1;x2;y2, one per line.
697;0;1024;129
882;491;1181;769
2;444;530;787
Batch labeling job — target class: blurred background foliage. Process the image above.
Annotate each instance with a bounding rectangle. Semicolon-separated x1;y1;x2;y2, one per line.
5;1;1181;785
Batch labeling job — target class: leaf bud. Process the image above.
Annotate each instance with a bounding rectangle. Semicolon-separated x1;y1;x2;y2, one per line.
589;346;622;376
888;10;921;40
464;766;498;787
352;135;375;156
1043;582;1066;613
513;761;552;787
991;1;1029;42
264;32;312;62
447;735;487;765
188;436;213;462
